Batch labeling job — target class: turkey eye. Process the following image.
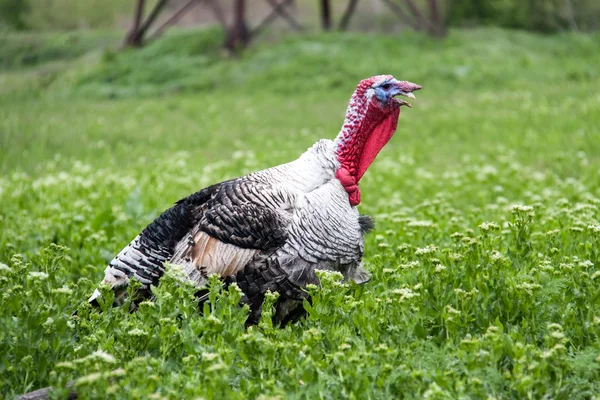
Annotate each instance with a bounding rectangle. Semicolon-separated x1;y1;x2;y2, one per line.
381;83;392;90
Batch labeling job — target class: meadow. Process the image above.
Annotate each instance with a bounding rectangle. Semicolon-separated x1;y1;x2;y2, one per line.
1;27;600;399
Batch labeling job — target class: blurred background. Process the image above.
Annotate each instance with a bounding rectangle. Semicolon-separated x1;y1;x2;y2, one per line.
2;0;600;35
0;0;598;177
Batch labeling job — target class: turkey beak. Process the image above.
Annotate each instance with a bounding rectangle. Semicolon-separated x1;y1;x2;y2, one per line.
394;92;415;108
395;91;417;108
393;81;421;108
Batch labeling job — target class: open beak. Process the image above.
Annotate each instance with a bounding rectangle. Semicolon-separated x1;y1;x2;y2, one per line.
393;81;421;108
394;92;415;108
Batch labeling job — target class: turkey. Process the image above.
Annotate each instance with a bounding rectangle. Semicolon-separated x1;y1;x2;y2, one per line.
88;75;421;325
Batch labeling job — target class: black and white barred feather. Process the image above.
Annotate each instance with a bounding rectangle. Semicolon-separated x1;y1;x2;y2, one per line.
89;140;374;325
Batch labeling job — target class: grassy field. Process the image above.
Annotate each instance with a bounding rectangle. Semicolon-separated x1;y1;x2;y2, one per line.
1;27;600;399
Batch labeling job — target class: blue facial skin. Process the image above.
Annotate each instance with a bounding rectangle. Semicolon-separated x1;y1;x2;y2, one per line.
374;81;400;103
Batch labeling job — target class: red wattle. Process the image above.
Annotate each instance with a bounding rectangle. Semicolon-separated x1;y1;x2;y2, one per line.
349;190;361;206
337;167;361;206
336;168;356;187
356;107;400;181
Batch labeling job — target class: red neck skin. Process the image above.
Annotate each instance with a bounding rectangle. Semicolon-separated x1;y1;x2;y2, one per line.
334;89;400;206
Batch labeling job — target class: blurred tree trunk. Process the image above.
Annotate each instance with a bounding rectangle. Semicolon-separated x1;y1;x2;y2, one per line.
251;0;303;38
123;0;169;47
381;0;448;37
339;0;359;30
263;0;302;31
148;0;201;42
427;0;447;36
123;0;146;47
320;0;331;30
380;0;421;30
225;0;250;53
403;0;429;30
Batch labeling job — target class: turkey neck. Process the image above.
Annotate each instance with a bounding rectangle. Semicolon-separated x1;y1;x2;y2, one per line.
334;98;400;183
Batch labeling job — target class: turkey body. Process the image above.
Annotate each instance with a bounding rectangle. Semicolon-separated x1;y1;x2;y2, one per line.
93;139;372;325
90;75;422;325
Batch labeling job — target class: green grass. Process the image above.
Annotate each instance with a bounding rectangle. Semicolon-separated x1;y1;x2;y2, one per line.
1;27;600;399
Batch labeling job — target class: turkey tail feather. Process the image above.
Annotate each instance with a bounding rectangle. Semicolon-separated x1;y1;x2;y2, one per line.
90;183;222;305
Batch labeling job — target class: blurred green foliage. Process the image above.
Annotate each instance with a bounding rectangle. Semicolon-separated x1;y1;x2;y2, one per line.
0;0;130;31
23;0;130;31
0;0;28;30
15;27;600;100
448;0;600;32
0;30;120;71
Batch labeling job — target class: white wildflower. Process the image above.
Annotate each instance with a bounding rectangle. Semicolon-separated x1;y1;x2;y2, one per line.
496;196;509;204
540;350;554;359
56;361;76;369
74;350;117;365
485;326;500;336
202;352;219;361
407;220;435;228
206;315;223;325
434;264;447;273
76;372;103;385
552;343;566;352
415;245;438;256
479;222;500;232
27;271;49;281
559;263;574;271
423;383;445;399
477;349;490;358
587;224;600;233
550;331;565;340
128;328;148;337
399;261;420;269
515;282;542;295
375;343;389;352
392;288;419;302
207;363;226;372
139;300;156;308
511;204;535;215
449;253;464;262
164;263;187;281
446;305;461;315
547;323;563;331
52;286;73;295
